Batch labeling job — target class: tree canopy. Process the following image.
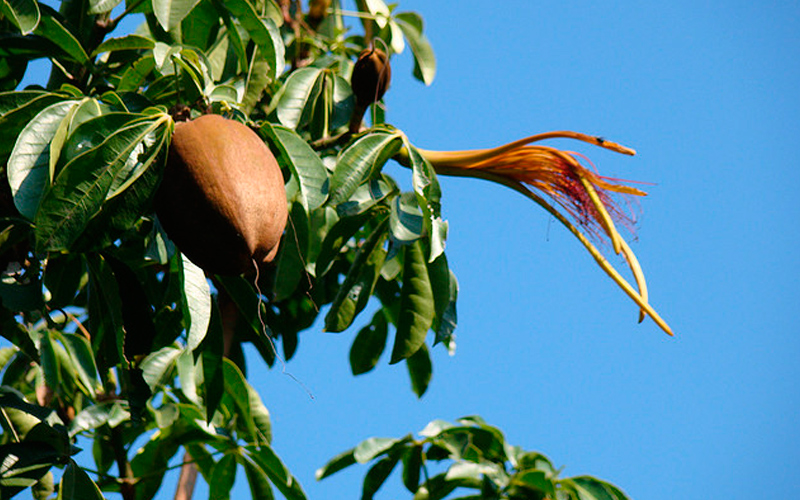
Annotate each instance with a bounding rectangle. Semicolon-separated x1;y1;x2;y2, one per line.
0;1;668;498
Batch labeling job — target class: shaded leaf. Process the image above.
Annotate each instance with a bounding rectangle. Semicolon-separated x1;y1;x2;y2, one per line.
315;448;356;481
361;454;401;500
34;11;89;64
349;309;389;375
390;241;433;364
406;342;431;397
209;454;237;500
324;214;388;332
245;444;307;500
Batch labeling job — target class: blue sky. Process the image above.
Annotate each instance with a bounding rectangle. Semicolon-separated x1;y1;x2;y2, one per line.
14;1;800;499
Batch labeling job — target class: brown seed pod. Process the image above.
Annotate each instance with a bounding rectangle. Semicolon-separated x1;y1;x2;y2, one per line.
351;47;391;107
156;115;288;275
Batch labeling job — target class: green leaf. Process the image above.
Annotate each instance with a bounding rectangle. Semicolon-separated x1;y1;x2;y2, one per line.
403;140;445;260
92;34;156;55
7;99;79;220
222;358;258;442
354;437;399;464
38;330;62;390
58;333;101;396
140;345;181;391
261;123;328;210
401;445;423;492
223;0;285;79
390;241;434;364
245;444;307;500
0;0;41;34
118;55;156;93
0;91;65;161
324;214;389;332
406;342;431;397
57;459;104;500
33;112;171;252
276;67;323;129
511;470;556;497
567;476;630;500
361;453;402;500
0;442;59;497
69;402;115;435
180;253;211;352
395;12;436;85
389;192;423;244
31;471;54;500
272;203;308;301
34;11;89;64
315;448;356;481
153;0;203;30
88;0;124;14
200;301;225;421
240;454;276;500
209;454;238;500
246;379;272;445
328;130;403;207
349;309;389;375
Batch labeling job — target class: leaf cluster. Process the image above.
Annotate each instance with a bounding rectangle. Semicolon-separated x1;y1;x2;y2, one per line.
318;416;632;500
0;1;633;499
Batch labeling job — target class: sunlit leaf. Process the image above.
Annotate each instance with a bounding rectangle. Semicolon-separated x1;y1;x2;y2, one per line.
395;12;436;85
33;112;171;252
7;99;79;220
59;333;101;396
276;67;323;129
181;253;211;351
92;34;155;55
261;123;328;210
0;0;41;34
88;0;124;14
354;437;400;464
140;345;181;391
153;0;202;30
328;130;403;207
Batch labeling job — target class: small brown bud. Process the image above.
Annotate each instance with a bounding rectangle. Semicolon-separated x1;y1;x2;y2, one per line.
350;48;391;107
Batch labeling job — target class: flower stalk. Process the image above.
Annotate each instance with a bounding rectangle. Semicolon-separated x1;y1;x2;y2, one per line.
397;131;673;336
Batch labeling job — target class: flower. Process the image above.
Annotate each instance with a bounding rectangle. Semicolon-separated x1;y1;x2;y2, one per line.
401;131;673;336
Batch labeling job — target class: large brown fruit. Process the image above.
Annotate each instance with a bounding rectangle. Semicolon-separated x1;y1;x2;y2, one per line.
156;115;288;275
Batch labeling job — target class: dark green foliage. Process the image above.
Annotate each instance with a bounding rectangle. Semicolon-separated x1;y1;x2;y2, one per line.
0;1;631;499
